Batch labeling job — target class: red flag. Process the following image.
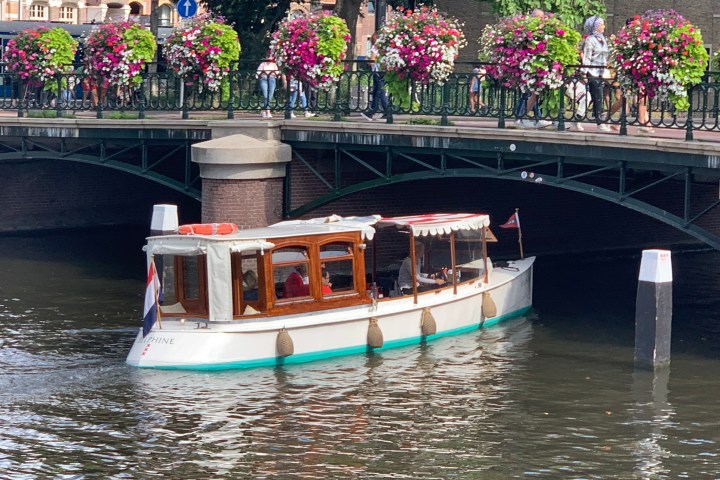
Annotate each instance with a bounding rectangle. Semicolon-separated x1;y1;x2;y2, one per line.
499;212;520;229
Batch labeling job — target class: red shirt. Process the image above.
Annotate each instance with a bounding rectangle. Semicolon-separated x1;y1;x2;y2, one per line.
283;272;309;298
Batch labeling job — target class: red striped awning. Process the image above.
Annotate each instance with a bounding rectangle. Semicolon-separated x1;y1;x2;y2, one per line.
376;213;490;237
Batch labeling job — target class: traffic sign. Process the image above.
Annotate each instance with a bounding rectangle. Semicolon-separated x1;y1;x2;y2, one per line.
177;0;198;18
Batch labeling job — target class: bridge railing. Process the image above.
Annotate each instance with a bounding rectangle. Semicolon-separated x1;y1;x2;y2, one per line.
0;61;718;140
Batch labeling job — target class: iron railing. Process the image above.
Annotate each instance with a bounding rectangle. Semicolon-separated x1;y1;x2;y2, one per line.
1;60;719;141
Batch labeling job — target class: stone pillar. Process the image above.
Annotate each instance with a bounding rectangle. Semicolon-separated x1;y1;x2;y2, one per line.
192;134;291;229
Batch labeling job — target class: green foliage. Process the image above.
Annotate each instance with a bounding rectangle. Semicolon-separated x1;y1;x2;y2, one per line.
42;28;77;67
407;117;453;125
317;15;351;80
106;112;139;119
123;24;157;73
384;72;412;109
206;22;241;69
667;25;708;111
481;0;606;30
27;110;75;118
199;0;291;59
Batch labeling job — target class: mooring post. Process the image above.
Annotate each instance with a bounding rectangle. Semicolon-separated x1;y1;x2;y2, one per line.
634;249;672;368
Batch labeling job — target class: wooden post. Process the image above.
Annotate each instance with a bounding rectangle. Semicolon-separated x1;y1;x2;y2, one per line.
409;235;418;304
482;226;489;284
635;250;672;368
450;231;457;294
516;208;524;260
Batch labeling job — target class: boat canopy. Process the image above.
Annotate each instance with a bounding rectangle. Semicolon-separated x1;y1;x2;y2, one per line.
376;213;490;237
270;214;380;240
144;238;275;256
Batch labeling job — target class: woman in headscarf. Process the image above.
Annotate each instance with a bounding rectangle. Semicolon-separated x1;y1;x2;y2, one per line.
582;15;611;132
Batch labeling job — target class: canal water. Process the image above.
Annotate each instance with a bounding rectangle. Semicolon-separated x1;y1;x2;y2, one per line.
1;227;720;478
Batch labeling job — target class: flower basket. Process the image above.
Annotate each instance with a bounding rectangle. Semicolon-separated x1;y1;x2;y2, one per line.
84;21;157;89
4;27;77;94
610;10;708;111
479;13;580;113
374;6;466;109
270;12;350;91
164;14;241;94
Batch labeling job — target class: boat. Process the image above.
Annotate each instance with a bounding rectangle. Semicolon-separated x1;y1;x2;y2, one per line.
126;208;535;370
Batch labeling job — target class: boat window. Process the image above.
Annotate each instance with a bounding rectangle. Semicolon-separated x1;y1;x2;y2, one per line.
182;256;201;300
453;230;488;280
232;252;263;315
156;255;176;305
273;246;311;302
164;255;208;314
320;242;356;297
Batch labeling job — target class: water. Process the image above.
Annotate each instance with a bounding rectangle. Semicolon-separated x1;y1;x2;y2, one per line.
1;229;720;478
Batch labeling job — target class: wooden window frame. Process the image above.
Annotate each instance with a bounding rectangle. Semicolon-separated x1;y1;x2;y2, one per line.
266;232;370;315
174;255;208;315
231;251;265;317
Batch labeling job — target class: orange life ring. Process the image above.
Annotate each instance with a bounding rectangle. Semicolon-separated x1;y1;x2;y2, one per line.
178;223;238;235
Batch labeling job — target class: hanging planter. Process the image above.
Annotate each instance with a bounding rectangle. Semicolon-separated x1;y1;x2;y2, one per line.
270;11;350;91
4;27;77;94
164;13;241;94
84;21;157;88
479;13;580;113
374;6;466;109
610;9;708;111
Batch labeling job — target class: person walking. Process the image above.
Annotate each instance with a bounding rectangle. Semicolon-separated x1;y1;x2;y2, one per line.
288;76;316;118
515;9;551;129
582;15;611;132
361;34;388;122
469;67;486;113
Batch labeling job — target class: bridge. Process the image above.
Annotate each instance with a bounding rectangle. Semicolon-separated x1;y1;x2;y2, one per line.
0;112;719;252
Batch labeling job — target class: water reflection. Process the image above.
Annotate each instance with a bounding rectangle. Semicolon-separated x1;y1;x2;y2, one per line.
3;229;720;477
630;368;673;478
116;319;534;478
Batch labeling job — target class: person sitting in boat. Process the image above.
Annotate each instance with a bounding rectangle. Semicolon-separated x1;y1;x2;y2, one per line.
398;242;446;295
283;264;310;298
321;267;333;295
243;270;259;301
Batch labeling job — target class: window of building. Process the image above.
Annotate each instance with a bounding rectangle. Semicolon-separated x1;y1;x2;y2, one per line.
29;4;48;20
59;6;75;22
129;2;142;15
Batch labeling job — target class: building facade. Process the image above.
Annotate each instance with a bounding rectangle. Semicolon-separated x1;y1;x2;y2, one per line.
0;0;177;26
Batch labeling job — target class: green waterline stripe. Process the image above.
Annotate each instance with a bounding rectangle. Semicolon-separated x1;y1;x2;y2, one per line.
134;305;532;371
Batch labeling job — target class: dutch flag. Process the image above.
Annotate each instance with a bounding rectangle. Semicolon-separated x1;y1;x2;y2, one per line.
142;259;160;338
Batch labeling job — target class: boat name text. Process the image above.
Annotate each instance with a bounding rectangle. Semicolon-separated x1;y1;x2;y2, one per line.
140;336;175;345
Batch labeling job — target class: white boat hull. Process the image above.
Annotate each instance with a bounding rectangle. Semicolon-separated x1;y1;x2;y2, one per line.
126;257;534;370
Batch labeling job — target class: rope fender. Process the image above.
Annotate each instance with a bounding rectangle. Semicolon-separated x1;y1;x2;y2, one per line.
421;307;437;336
367;317;384;349
276;327;294;357
482;291;497;318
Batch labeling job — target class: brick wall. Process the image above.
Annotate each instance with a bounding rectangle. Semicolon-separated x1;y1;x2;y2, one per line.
0;159;199;232
201;178;284;229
